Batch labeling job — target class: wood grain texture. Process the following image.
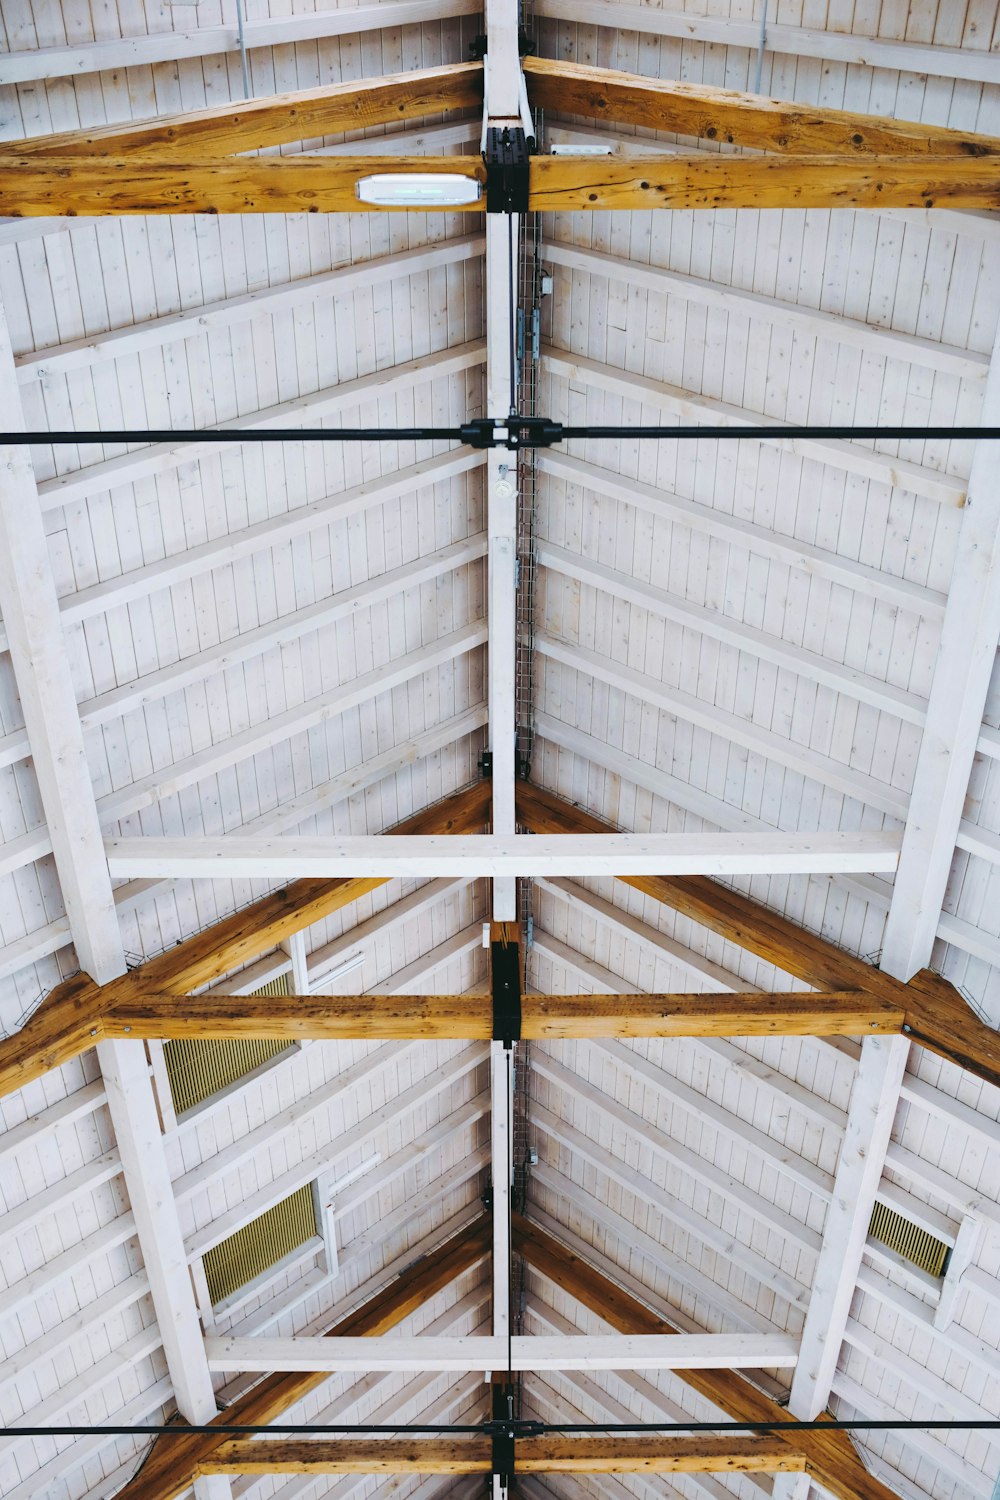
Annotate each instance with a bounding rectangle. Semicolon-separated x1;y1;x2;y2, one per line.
512;1215;898;1500
199;1435;804;1474
104;994;495;1041
523;57;1000;157
0;156;486;216
520;992;903;1039
11;63;484;157
117;1217;491;1500
526;154;1000;212
200;1439;492;1475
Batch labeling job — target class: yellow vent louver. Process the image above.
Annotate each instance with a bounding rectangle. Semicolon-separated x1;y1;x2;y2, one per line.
202;1185;319;1306
869;1201;950;1278
163;971;292;1116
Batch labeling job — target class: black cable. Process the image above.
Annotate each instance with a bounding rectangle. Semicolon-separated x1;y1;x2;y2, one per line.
506;1044;514;1401
4;424;1000;444
6;1418;1000;1437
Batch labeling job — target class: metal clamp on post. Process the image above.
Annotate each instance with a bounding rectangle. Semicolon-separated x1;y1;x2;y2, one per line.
491;925;521;1049
484;126;530;215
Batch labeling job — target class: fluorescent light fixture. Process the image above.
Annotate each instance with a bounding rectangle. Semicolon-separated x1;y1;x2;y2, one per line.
550;142;614;156
355;173;482;207
310;950;366;986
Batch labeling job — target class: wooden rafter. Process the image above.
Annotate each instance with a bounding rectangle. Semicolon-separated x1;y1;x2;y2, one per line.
10;63;483;158
513;1215;897;1500
197;1434;805;1475
115;1216;491;1500
522;57;1000;157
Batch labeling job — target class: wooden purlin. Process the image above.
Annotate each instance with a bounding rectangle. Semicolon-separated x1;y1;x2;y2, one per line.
115;1217;491;1500
515;780;1000;1089
513;1215;898;1500
0;781;491;1099
522;57;1000;157
10;63;484;158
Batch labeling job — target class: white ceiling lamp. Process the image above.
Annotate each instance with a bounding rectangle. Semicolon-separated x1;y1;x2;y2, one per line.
309;949;366;987
355;173;482;208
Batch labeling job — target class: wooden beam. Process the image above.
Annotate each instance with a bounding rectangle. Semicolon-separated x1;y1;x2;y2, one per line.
199;1435;803;1475
83;989;906;1044
12;63;483;157
525;154;1000;212
519;1436;804;1474
0;155;486;216
0;781;490;1099
522;57;1000;157
516;782;1000;1085
8;150;1000;217
201;1439;491;1475
204;1333;799;1372
512;1215;897;1500
115;1216;491;1500
103;830;902;879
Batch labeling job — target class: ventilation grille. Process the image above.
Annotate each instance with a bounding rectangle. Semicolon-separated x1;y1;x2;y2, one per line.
202;1184;319;1306
163;971;291;1115
869;1201;950;1277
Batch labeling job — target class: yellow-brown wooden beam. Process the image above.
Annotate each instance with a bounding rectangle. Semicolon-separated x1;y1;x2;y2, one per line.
116;1217;491;1500
523;56;1000;158
513;1214;895;1500
5;153;1000;216
198;1434;805;1475
0;781;490;1100
514;781;1000;1092
97;990;902;1043
11;63;483;158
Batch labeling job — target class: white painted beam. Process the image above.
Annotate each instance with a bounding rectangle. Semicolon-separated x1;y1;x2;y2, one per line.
104;829;902;879
205;1333;799;1372
535;631;910;820
16;237;485;382
534;449;945;620
542;347;967;507
538;539;927;724
0;307;124;982
5;623;486;877
879;338;1000;980
532;1;1000;84
1;0;481;81
787;1034;909;1421
0;709;486;979
35;341;485;512
544;242;988;382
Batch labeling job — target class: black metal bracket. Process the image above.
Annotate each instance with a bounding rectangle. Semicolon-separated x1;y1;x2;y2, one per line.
484;126;530;214
491;931;522;1049
491;1424;516;1488
478;749;493;778
458;416;564;450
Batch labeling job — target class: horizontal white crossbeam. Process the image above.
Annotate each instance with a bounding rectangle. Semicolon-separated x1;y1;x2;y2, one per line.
204;1333;799;1373
104;830;901;879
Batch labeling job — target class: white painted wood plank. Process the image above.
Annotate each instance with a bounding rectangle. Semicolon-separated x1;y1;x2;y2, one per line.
787;1035;910;1422
1;0;482;82
204;1333;799;1372
103;829;902;878
880;338;1000;979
